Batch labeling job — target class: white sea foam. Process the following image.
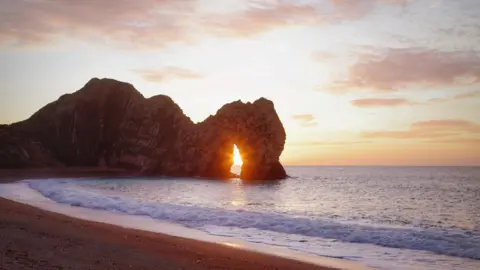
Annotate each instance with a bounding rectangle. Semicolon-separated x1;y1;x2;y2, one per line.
0;180;369;270
201;225;480;270
2;166;480;270
26;179;480;261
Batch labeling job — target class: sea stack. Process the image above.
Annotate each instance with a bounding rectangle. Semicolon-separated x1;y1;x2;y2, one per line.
0;78;287;180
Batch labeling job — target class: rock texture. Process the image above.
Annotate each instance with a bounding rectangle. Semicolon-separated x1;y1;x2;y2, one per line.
0;78;287;180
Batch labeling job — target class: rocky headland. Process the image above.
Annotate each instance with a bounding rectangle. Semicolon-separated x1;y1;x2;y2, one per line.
0;78;287;180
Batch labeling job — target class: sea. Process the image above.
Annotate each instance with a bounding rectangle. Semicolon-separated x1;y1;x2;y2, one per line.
0;166;479;270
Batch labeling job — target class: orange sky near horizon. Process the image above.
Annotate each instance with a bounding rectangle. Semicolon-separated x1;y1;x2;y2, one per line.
0;0;479;166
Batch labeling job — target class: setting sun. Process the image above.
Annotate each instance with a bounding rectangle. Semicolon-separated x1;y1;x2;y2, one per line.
233;145;243;166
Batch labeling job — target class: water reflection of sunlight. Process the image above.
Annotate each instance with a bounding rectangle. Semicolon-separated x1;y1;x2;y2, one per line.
231;178;242;184
230;178;245;206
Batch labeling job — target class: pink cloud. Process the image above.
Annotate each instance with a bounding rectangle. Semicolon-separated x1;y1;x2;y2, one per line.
0;0;409;49
133;66;204;83
455;91;480;99
329;0;376;21
328;0;407;21
352;91;480;108
292;114;318;127
0;1;320;48
311;51;338;61
330;48;480;92
290;140;371;147
362;119;480;139
0;0;195;49
431;138;480;144
351;98;412;107
411;120;480;133
428;91;480;103
205;3;320;38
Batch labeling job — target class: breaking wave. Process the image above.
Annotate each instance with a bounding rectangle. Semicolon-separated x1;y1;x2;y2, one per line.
28;179;480;260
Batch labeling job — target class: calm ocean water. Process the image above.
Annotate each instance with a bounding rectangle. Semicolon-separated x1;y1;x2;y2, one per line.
19;166;480;269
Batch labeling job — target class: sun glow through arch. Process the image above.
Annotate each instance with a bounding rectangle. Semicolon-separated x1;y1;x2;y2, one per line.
233;144;243;166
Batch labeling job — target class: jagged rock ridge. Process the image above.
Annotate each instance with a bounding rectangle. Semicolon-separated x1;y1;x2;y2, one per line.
0;78;287;180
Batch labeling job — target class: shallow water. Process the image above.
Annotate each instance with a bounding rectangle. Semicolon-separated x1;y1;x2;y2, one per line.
4;166;480;269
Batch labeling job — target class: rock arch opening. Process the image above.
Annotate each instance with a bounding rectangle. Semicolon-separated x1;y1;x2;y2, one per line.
230;144;243;177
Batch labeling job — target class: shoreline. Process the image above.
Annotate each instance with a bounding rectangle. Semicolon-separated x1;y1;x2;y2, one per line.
0;167;136;183
0;169;349;270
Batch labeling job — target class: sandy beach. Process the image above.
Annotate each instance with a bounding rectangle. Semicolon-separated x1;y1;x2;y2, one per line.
0;169;335;270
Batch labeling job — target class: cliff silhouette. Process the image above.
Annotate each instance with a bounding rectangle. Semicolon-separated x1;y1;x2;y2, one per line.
0;78;287;180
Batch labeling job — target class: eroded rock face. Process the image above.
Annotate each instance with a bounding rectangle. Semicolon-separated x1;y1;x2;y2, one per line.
0;78;287;180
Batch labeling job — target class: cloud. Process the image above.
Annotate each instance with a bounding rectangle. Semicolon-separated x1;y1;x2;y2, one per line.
328;0;407;22
292;114;318;127
0;0;409;50
205;3;320;38
133;66;204;83
411;120;480;131
454;91;480;99
431;138;480;144
328;0;374;20
311;51;338;61
362;119;480;139
330;48;480;92
0;0;320;49
428;91;480;103
0;0;199;49
351;98;412;107
289;140;371;147
352;91;480;108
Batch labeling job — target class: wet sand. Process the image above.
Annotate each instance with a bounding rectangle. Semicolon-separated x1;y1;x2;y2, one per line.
0;169;336;270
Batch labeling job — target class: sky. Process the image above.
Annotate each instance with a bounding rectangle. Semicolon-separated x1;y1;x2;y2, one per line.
0;0;479;166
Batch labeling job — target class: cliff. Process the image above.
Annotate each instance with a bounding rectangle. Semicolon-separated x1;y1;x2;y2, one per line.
0;78;287;180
